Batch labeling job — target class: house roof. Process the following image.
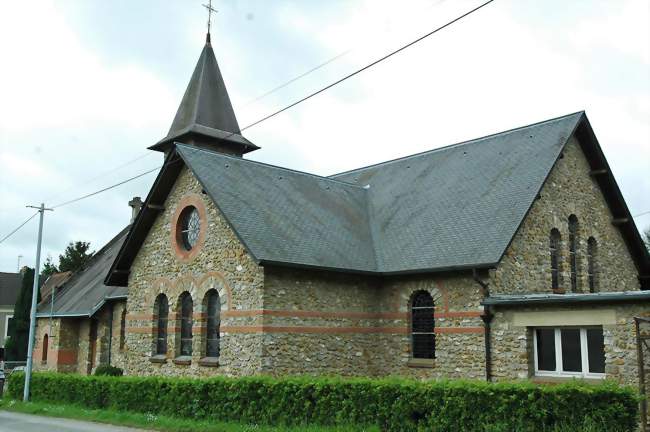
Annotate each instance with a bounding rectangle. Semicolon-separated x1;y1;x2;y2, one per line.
106;112;650;286
37;228;128;318
482;290;650;307
0;272;22;306
150;39;258;155
39;271;72;302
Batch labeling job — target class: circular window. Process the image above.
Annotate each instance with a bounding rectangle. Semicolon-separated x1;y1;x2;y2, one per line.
171;195;207;262
179;206;201;250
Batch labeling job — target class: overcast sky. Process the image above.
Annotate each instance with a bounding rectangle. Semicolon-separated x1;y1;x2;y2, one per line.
0;0;648;273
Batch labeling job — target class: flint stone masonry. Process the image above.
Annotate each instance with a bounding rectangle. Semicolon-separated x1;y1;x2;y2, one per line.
490;303;650;389
492;136;639;295
115;133;646;382
125;167;264;377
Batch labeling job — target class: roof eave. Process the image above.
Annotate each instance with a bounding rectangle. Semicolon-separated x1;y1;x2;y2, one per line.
482;291;650;307
258;259;495;277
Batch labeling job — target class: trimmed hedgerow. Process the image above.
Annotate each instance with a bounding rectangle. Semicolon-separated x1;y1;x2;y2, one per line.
7;372;639;431
93;365;124;377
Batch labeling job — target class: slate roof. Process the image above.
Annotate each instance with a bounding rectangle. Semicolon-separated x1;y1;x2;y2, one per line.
0;272;22;306
177;112;578;273
150;39;258;155
107;111;650;285
37;227;128;317
39;271;72;302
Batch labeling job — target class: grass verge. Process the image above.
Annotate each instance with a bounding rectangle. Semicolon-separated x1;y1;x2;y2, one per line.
0;398;378;432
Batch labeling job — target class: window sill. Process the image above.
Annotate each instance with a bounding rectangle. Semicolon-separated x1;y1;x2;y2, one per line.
407;358;435;368
531;375;605;385
149;355;167;364
173;356;192;366
198;357;219;367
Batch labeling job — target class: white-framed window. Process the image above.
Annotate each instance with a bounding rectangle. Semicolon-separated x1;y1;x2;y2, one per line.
533;327;606;379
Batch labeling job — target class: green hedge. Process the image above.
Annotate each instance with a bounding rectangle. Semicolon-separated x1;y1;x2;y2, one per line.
7;372;639;431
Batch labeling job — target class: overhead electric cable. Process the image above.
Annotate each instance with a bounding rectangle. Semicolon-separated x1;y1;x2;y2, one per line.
43;152;155;203
240;0;449;109
242;50;352;107
51;165;162;209
19;0;495;214
238;0;495;132
0;212;38;245
633;210;650;218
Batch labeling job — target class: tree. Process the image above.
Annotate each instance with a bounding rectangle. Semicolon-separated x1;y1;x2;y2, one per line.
58;241;94;273
41;255;58;279
5;267;41;361
644;227;650;252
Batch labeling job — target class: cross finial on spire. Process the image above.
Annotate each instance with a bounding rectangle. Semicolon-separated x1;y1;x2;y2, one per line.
202;0;217;44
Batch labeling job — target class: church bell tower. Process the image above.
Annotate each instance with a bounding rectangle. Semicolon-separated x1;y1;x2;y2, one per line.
149;30;258;157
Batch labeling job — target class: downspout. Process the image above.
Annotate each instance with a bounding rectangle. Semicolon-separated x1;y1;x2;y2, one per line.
473;269;493;382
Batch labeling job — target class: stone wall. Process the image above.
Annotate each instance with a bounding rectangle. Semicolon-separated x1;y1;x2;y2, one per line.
492;136;639;295
261;267;486;379
490;303;650;388
33;317;79;373
125;167;264;377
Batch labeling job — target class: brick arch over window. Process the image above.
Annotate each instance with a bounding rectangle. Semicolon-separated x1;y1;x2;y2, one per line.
550;228;562;292
198;272;233;311
177;291;193;357
587;237;598;293
42;334;49;362
203;289;220;358
409;290;435;359
568;215;579;292
153;294;169;356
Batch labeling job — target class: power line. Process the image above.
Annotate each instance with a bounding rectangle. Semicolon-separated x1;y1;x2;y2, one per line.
240;0;449;109
0;212;38;245
241;50;352;107
238;0;496;133
633;210;650;218
43;152;155;203
36;0;459;209
3;0;495;224
51;165;162;209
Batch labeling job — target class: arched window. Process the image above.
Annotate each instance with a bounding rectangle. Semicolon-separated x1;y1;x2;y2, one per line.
587;237;598;293
568;215;579;292
204;290;220;358
411;291;435;359
153;294;168;355
179;292;193;356
42;334;49;362
550;229;562;291
119;307;127;350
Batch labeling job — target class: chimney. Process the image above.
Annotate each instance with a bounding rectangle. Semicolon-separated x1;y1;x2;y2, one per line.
128;197;143;224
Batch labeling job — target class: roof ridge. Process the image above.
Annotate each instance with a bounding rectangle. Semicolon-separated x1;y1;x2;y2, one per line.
175;144;367;190
329;111;585;178
48;226;130;305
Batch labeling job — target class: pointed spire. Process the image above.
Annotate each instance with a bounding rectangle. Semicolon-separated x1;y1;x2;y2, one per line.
150;39;258;156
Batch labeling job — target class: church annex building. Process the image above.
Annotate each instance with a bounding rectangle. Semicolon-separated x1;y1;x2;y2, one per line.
32;34;650;401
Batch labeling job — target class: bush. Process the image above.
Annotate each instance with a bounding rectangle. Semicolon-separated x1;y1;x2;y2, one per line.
93;365;123;377
7;372;639;432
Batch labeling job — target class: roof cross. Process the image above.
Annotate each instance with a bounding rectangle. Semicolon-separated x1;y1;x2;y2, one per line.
202;0;217;42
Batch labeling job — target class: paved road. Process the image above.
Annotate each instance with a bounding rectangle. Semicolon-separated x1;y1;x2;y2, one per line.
0;411;151;432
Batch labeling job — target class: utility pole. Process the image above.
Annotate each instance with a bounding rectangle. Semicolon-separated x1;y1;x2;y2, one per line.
17;255;23;272
23;203;52;402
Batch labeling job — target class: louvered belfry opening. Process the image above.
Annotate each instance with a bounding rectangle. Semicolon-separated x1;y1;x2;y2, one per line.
411;291;436;359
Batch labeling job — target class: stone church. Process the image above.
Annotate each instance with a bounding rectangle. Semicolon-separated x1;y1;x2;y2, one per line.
33;33;650;397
